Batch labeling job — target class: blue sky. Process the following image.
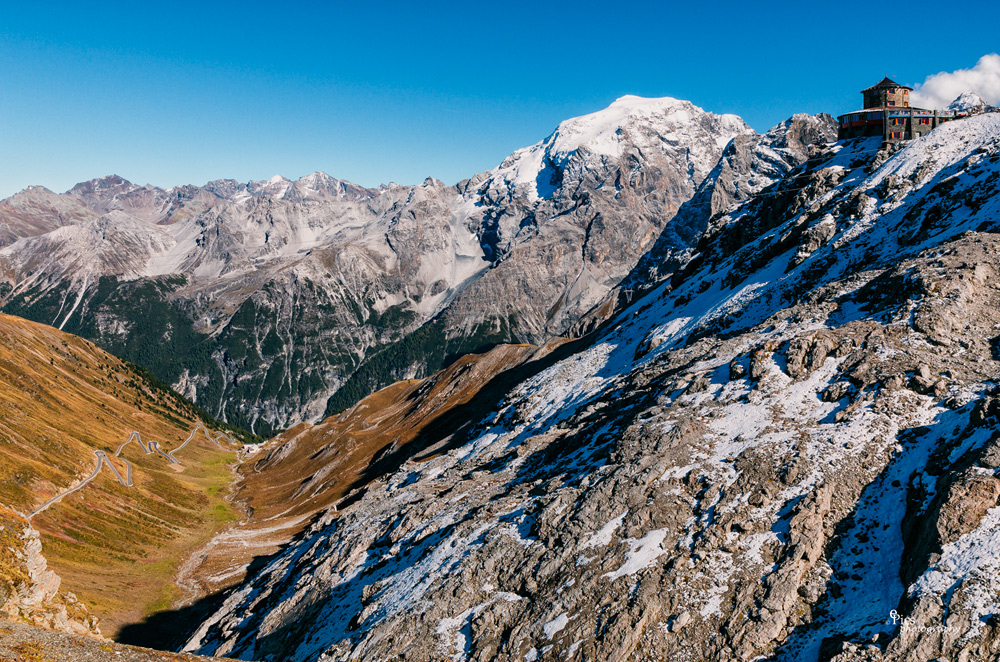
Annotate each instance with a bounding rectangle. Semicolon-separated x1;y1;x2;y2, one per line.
2;0;998;197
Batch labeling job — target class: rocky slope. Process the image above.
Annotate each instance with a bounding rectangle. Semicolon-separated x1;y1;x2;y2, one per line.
181;113;1000;662
0;506;100;637
0;185;98;247
0;619;239;662
0;98;831;435
620;111;837;299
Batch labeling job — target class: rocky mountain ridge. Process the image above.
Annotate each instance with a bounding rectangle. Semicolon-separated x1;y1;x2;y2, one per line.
947;92;997;115
180;113;1000;662
0;97;832;435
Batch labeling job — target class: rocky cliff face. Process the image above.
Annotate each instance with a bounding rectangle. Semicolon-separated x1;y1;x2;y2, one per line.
182;114;1000;662
621;112;838;300
0;97;814;435
0;507;101;638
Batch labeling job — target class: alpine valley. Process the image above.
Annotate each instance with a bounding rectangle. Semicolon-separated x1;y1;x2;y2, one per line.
3;92;1000;662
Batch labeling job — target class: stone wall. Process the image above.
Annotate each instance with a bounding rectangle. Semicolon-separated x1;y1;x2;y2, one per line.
864;86;911;109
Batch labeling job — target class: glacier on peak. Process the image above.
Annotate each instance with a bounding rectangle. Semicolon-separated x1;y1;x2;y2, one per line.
482;95;755;202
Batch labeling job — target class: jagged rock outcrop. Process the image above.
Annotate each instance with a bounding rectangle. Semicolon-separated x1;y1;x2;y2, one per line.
619;112;837;296
0;507;101;638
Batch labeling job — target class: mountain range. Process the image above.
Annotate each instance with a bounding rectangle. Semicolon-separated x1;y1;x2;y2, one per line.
3;92;1000;662
0;97;835;435
178;108;1000;662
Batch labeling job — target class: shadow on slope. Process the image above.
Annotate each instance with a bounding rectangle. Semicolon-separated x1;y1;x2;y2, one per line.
115;510;326;655
115;334;598;655
770;399;985;662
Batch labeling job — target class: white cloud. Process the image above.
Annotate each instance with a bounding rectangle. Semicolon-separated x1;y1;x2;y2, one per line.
910;54;1000;109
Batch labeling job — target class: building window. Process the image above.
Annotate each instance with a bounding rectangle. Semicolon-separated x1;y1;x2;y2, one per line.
887;88;895;94
888;100;895;106
890;132;902;139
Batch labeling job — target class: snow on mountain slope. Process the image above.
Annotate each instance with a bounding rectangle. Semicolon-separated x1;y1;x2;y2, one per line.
947;91;995;114
619;111;838;295
438;97;764;344
184;114;1000;662
486;96;751;202
0;96;789;434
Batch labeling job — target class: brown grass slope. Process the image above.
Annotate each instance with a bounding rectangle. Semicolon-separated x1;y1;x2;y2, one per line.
0;312;239;639
179;338;584;599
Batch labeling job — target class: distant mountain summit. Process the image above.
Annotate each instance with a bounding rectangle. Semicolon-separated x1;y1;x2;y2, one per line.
0;185;96;246
482;95;752;202
948;91;995;114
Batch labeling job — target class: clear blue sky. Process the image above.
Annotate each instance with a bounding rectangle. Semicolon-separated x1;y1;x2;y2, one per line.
2;0;998;198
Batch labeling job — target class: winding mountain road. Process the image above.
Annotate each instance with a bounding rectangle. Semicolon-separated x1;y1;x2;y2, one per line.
28;424;236;519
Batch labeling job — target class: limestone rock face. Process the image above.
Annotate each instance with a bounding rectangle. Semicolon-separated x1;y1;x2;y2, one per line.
0;185;97;247
620;112;837;295
182;116;1000;662
0;508;101;638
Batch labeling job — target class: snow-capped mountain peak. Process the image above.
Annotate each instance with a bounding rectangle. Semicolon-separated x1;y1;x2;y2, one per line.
947;91;992;114
247;174;294;199
289;172;375;202
484;95;754;201
183;113;1000;662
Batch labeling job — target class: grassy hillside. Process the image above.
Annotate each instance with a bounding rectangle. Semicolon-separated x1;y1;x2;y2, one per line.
179;338;582;598
0;312;244;638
